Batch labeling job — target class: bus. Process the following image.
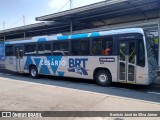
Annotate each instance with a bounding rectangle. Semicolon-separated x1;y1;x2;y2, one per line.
5;28;157;86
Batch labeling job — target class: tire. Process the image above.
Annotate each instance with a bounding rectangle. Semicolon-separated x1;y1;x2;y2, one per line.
95;70;112;86
29;66;38;78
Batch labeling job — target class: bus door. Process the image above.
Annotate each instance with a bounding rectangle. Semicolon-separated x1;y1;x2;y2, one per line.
15;46;24;72
118;40;136;83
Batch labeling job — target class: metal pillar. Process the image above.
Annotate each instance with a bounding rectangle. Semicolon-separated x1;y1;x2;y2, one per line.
24;32;26;40
23;15;26;26
4;35;5;61
68;0;73;55
69;20;73;54
3;35;5;42
70;20;73;34
70;0;72;9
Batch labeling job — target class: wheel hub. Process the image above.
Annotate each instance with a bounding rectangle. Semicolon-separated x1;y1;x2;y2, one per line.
31;69;36;77
99;74;108;83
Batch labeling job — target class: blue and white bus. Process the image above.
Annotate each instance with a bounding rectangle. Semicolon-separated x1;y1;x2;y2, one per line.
5;28;157;86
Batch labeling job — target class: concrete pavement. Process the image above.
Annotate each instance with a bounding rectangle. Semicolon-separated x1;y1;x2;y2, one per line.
0;73;160;120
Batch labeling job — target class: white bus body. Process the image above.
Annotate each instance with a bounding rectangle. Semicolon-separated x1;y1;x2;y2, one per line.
5;28;157;86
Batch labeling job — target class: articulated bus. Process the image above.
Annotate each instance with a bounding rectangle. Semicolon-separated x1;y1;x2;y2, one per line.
5;28;157;86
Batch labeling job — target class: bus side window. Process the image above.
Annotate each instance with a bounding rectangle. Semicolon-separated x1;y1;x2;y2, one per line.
92;37;113;56
53;41;69;56
38;43;45;55
137;39;145;67
92;38;101;55
79;39;90;55
60;41;69;56
45;44;51;55
25;44;37;55
6;45;14;56
71;40;80;55
38;43;51;56
102;37;113;56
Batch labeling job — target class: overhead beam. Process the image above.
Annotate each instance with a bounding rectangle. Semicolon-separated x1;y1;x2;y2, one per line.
36;0;127;21
73;3;159;22
71;19;159;34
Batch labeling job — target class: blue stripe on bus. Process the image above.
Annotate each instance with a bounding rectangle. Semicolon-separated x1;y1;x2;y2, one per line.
38;38;46;42
5;42;11;45
4;32;101;45
90;32;100;37
57;32;100;40
57;36;69;40
71;33;88;39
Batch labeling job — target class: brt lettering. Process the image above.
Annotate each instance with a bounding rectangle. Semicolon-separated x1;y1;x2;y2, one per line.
69;58;88;68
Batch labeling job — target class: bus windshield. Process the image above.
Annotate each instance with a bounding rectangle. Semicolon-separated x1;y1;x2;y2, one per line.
145;32;157;66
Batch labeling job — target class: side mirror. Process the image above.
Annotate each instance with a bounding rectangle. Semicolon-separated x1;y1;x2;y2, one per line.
19;50;23;58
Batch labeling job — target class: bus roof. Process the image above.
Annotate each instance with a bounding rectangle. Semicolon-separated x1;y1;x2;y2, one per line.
5;28;144;45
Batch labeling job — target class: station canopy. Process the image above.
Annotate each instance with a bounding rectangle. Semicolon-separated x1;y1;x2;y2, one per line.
0;0;160;41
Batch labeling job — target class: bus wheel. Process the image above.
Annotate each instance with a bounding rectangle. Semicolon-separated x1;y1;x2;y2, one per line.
95;70;112;86
29;66;38;78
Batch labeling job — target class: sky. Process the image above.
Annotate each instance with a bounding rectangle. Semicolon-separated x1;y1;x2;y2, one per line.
0;0;104;30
